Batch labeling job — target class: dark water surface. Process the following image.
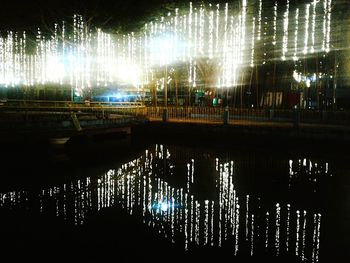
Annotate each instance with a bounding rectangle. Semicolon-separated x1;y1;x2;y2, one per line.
0;137;349;262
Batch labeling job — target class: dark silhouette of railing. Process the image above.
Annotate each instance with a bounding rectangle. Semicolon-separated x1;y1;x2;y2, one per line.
145;106;350;128
0;99;148;134
1;100;350;129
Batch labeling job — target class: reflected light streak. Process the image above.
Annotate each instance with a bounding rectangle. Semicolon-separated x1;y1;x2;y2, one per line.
0;145;325;261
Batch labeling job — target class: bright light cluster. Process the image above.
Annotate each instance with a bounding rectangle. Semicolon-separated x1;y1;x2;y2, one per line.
293;69;331;88
0;0;335;93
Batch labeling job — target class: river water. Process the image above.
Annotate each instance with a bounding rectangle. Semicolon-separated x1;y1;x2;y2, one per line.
0;138;349;262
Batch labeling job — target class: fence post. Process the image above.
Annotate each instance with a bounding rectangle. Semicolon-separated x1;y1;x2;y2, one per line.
162;108;168;122
293;108;300;128
268;108;274;120
223;106;229;125
321;110;327;122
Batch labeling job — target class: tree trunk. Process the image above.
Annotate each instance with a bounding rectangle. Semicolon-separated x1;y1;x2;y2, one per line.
175;77;179;107
154;84;157;107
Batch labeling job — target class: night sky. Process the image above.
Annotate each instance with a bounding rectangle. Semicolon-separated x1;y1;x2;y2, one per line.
0;0;194;33
0;1;313;34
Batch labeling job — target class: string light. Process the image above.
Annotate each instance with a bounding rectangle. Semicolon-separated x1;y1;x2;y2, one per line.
250;17;256;68
0;1;335;93
281;0;289;61
293;8;299;61
272;1;277;46
257;0;262;41
304;4;310;55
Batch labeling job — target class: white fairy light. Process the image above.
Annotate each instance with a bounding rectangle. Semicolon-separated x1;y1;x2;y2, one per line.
0;1;337;94
272;1;277;46
209;5;214;59
250;17;256;68
303;4;310;55
310;0;317;53
257;0;262;41
326;0;332;53
281;0;289;61
293;8;299;61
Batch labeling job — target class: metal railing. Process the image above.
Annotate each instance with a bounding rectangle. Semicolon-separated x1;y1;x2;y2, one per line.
1;100;350;127
0;99;148;129
145;106;350;127
0;99;148;132
0;99;146;117
147;106;224;123
0;99;143;110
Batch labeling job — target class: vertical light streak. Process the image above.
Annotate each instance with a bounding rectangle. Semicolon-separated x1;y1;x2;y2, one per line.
257;0;262;41
241;0;247;57
293;8;299;61
312;213;317;262
209;5;214;59
194;9;198;59
265;212;269;249
210;201;214;246
250;214;254;256
262;15;267;64
174;8;179;63
188;2;193;84
195;201;200;245
311;0;317;53
281;0;289;60
234;203;240;255
275;203;281;255
286;204;291;251
250;17;256;68
223;2;229;87
326;0;332;53
304;4;310;55
187;163;190;192
316;214;322;262
245;194;249;241
193;60;197;88
215;4;220;54
0;1;337;96
61;21;65;86
182;14;187;62
296;210;301;256
301;210;307;261
185;207;189;250
230;16;236;86
272;2;278;46
322;0;327;51
204;200;209;245
199;5;204;55
231;189;236;236
190;195;194;242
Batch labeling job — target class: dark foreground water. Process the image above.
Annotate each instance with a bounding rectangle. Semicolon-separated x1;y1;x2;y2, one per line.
0;137;349;262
